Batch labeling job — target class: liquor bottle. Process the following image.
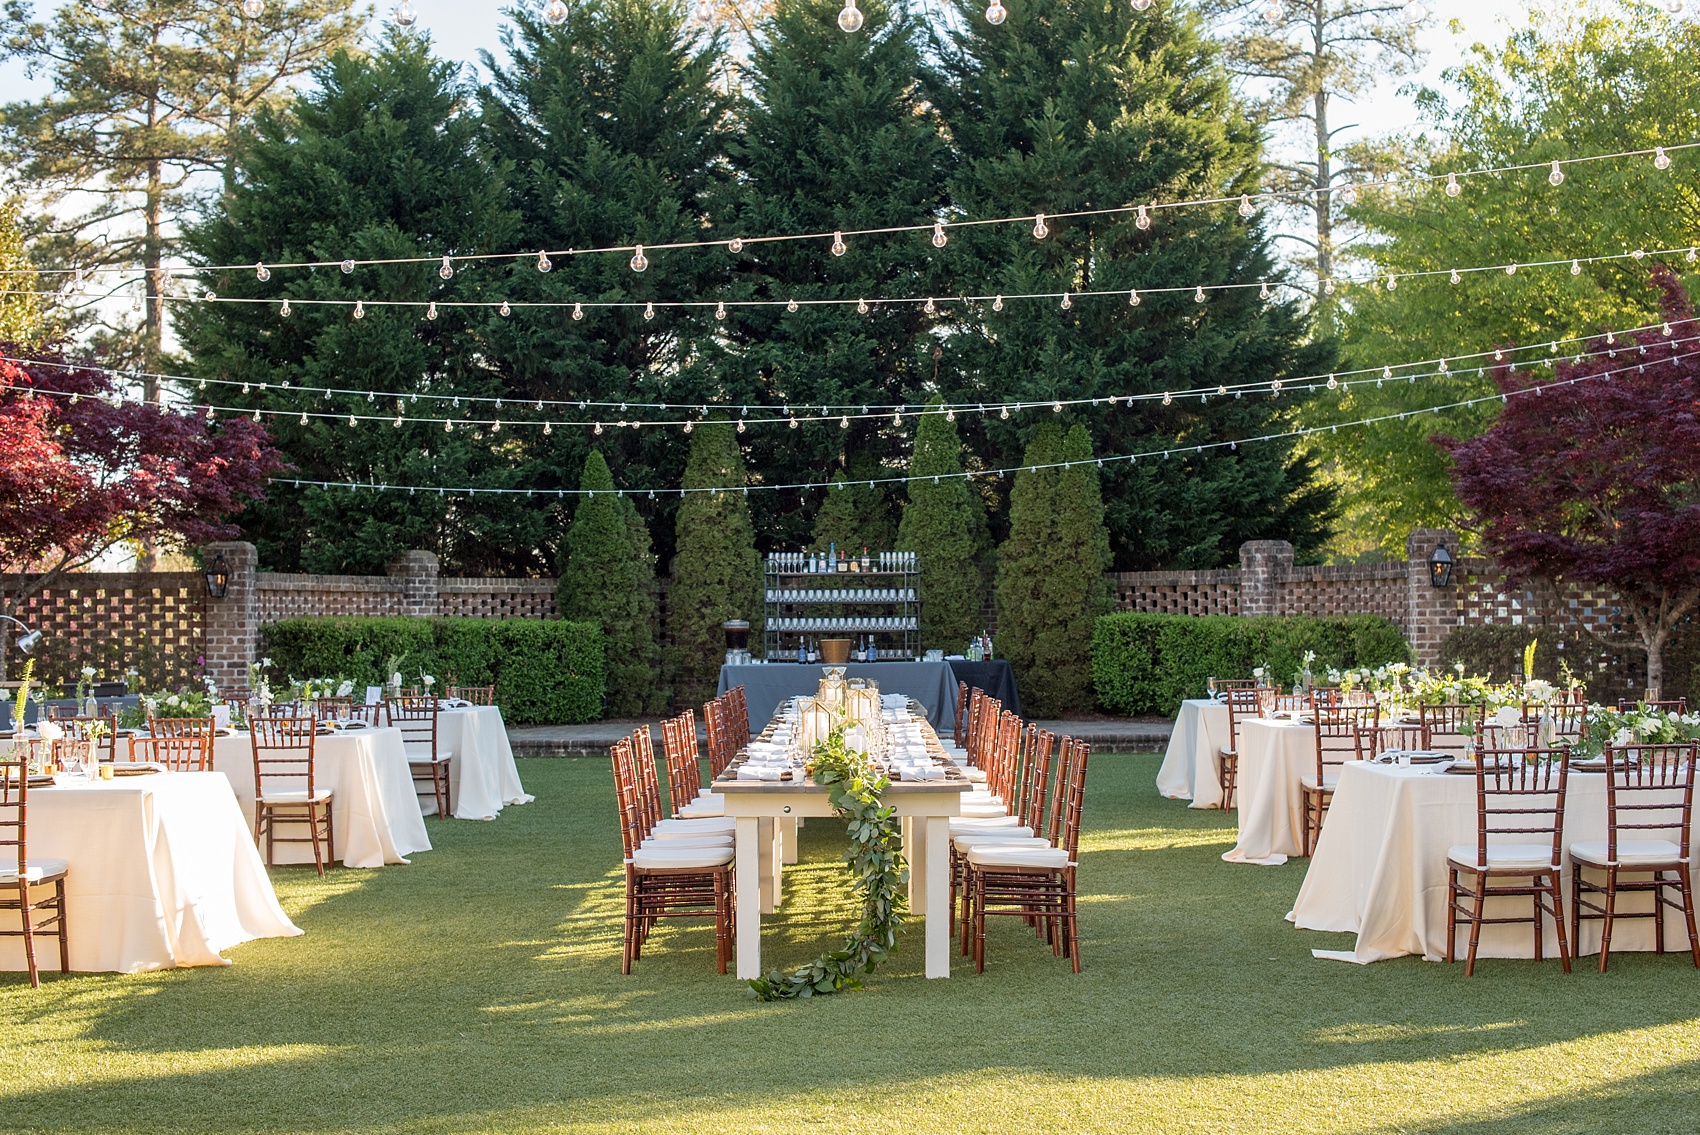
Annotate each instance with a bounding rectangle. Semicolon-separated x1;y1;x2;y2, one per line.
837;549;847;573
849;551;860;573
860;546;870;572
796;637;807;664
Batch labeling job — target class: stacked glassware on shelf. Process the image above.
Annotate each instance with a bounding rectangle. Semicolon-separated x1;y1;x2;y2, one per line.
763;546;921;662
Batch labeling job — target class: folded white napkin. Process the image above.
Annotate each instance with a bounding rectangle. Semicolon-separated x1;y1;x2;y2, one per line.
904;766;944;780
737;766;783;781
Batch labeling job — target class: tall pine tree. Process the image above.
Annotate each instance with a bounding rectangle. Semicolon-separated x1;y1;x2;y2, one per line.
669;421;763;705
930;0;1335;568
558;450;664;717
181;32;537;574
718;0;952;550
995;423;1111;715
898;399;990;653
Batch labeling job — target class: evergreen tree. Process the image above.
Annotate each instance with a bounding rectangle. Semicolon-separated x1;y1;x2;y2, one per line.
810;464;896;555
179;32;537;574
558;450;664;717
668;421;763;705
930;0;1336;569
718;0;952;550
897;400;989;653
479;0;730;570
995;424;1110;716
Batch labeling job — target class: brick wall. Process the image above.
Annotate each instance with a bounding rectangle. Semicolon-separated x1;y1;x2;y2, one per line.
1110;569;1240;616
2;571;207;690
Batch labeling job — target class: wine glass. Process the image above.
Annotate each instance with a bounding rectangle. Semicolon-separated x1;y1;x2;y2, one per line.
1207;677;1218;699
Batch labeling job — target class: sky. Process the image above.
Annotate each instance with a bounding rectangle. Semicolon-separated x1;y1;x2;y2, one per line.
0;0;1535;150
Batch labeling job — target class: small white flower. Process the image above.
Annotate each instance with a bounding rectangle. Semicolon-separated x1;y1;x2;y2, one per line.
165;694;180;707
391;672;403;689
80;665;96;678
260;657;273;668
1612;728;1634;747
337;680;354;697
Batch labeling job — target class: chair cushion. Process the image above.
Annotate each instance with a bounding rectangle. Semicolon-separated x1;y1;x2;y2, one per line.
650;817;735;837
631;846;733;870
408;755;451;767
960;767;988;783
640;834;732;850
966;845;1070;869
1446;843;1558;872
692;791;724;804
1298;773;1339;792
950;815;1023;831
953;828;1037;849
1570;839;1687;868
258;790;334;805
1218;745;1237;760
677;801;724;818
0;858;68;883
962;791;1004;805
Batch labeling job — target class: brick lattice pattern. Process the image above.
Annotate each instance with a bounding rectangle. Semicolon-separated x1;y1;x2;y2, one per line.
2;572;206;690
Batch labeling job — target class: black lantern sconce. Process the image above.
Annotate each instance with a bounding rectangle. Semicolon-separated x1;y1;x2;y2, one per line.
1428;543;1454;588
204;552;231;599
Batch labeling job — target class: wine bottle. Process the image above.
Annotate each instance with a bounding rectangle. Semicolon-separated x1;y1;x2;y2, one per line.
860;546;870;572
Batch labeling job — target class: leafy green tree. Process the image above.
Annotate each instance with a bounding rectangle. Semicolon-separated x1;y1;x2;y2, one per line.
0;0;367;383
558;450;663;717
811;465;896;555
179;32;539;575
478;0;730;570
930;0;1336;569
897;400;989;653
1307;7;1700;557
0;201;43;344
995;423;1111;716
717;0;952;550
668;421;763;705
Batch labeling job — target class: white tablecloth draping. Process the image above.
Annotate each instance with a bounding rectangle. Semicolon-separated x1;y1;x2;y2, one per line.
1222;718;1316;866
1;771;301;973
1156;699;1231;808
212;728;430;869
431;706;532;821
1291;763;1699;963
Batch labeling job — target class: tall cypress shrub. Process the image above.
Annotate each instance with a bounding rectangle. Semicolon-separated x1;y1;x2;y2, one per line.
811;467;896;555
557;450;664;717
898;400;989;653
996;424;1111;715
668;421;763;705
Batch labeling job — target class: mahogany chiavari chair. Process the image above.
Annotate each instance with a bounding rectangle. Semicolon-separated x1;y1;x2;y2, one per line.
1308;686;1344;710
308;696;354;722
1420;702;1487;758
1618;698;1690;715
1571;741;1700;972
610;736;733;974
1301;703;1380;856
1255;688;1307;717
1355;722;1426;762
1208;678;1259;693
249;715;336;876
631;725;734;844
964;737;1089;973
132;716;215;771
1446;747;1573;976
386;695;451;818
61;713;117;764
702;697;736;780
447;684;497;706
952;680;971;749
952;729;1058;932
726;685;750;748
1217;687;1262;811
0;752;68;987
1529;698;1586;742
661;711;723;819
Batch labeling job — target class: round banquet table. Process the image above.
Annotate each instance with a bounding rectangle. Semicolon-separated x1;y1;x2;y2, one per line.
1222;717;1316;865
212;727;430;869
430;705;533;821
1291;762;1700;963
1156;699;1232;808
1;771;301;973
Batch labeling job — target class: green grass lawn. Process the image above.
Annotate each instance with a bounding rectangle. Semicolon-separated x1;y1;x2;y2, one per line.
4;753;1700;1134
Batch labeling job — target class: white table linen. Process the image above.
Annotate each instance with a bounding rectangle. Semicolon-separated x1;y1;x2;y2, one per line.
1222;718;1316;866
1291;762;1698;962
1;771;300;973
1156;699;1231;808
213;728;430;869
433;706;533;821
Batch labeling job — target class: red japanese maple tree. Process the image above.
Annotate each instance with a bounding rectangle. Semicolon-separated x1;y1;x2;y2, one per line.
0;351;283;672
1440;268;1700;694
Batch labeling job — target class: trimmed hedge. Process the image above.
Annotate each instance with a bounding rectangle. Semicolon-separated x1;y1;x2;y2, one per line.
259;617;605;725
1091;613;1412;716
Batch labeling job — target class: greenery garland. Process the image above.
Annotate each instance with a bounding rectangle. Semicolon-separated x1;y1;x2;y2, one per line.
748;719;907;1000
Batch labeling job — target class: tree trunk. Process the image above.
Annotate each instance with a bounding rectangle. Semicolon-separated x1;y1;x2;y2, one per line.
1643;626;1667;700
139;132;166;573
1309;0;1334;334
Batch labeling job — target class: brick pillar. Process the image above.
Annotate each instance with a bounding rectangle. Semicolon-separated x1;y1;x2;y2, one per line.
203;541;258;695
1406;528;1458;666
1238;540;1293;616
386;551;442;617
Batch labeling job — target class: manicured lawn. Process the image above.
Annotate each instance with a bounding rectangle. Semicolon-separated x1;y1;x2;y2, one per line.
4;754;1699;1133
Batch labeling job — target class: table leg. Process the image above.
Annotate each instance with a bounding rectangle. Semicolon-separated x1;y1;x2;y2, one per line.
735;816;762;980
780;815;799;865
758;816;777;915
924;815;950;978
906;816;927;915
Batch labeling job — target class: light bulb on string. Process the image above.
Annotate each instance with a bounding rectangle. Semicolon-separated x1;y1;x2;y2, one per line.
1382;366;1393;379
1060;292;1072;309
785;297;799;313
840;415;850;428
932;222;948;248
1493;348;1503;361
536;251;553;273
923;297;936;314
348;413;357;427
1323;277;1335;295
426;301;438;320
353;300;365;320
1238;194;1254;218
1131;0;1152;9
130;290;142;313
1258;281;1270;301
255;262;270;281
1664;0;1684;13
1259;0;1282;22
1033;214;1049;240
837;1;863;31
715;300;726;320
1327;374;1338;390
831;231;847;256
543;422;553;435
1506;263;1517;275
1450;269;1462;285
279;298;291;317
1128;288;1141;307
1161;392;1172;406
789;416;799;429
394;415;403;428
992;295;1004;311
1445;172;1460;197
946;408;956;421
593;422;603;435
1548;161;1564;186
986;0;1006;23
683;420;693;433
629;245;648;273
857;298;869;314
1000;406;1010;419
439;255;454;280
643;301;655;321
545;0;569;24
1194;285;1206;303
572;302;584;320
299;411;308;425
1655;146;1673;170
499;301;510;317
1402;0;1428;24
341;259;355;274
1386;275;1397;291
1570;260;1581;275
241;0;265;17
1052;401;1063;413
392;1;418;27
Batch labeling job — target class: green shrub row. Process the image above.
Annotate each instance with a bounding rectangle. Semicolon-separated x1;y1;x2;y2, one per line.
1090;613;1412;716
259;617;605;725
